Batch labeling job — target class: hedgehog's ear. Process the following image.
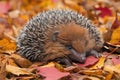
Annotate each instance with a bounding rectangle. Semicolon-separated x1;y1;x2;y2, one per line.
51;31;60;41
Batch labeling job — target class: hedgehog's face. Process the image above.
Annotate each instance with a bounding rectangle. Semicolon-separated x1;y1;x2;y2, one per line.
66;39;87;63
51;32;88;63
50;23;96;63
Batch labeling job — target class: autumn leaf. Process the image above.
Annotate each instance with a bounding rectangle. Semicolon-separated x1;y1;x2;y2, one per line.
95;6;112;17
111;56;120;65
0;0;120;79
0;38;16;53
6;65;33;76
78;56;98;67
0;1;11;14
110;26;120;44
10;53;32;68
0;54;7;80
111;13;120;29
104;60;120;74
90;57;106;69
37;66;70;80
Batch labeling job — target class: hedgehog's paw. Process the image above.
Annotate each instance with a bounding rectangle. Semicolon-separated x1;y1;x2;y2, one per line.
87;50;101;58
54;57;72;67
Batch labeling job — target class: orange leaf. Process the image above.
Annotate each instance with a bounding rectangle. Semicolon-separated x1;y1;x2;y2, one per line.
0;38;16;53
90;57;106;69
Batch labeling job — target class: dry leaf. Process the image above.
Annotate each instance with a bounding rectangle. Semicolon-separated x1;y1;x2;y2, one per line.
90;57;106;69
37;66;69;80
95;5;112;17
0;1;11;14
80;69;103;75
110;26;120;44
0;38;16;53
0;54;7;80
6;65;33;76
78;56;98;67
7;58;18;66
104;64;120;74
11;53;32;68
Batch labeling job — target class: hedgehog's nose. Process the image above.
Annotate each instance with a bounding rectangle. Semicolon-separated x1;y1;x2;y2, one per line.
77;53;86;63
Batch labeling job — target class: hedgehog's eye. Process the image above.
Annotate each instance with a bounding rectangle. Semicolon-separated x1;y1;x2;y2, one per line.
65;45;73;50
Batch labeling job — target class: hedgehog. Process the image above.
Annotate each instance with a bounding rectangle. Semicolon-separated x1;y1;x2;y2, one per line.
16;9;103;66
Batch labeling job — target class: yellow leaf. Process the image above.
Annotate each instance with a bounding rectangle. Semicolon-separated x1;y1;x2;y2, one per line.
110;26;120;44
104;64;120;74
82;69;103;75
0;38;16;53
6;65;33;76
90;57;106;69
40;62;55;68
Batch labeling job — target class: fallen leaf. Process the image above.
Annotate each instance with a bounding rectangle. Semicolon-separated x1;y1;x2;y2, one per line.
62;0;86;15
8;10;20;18
0;38;16;53
37;66;70;80
78;56;98;67
104;58;120;78
90;57;106;69
110;26;120;44
81;69;103;75
111;13;120;29
40;62;55;68
0;54;7;80
104;64;120;74
10;53;32;68
105;73;113;80
7;58;18;66
83;76;101;80
95;6;112;17
6;65;33;76
0;1;11;14
112;56;120;65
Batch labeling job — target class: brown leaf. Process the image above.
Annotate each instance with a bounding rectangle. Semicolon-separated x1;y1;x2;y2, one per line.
6;65;33;76
11;53;32;68
0;54;7;80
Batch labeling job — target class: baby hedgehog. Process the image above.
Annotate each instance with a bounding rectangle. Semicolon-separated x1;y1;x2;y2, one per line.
16;9;103;66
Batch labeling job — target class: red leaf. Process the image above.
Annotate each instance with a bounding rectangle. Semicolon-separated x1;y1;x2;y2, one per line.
112;56;120;65
0;1;11;14
95;7;112;17
111;13;120;29
78;56;98;67
37;67;69;80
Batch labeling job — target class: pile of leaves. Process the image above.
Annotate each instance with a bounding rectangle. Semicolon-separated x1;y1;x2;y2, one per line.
0;0;120;80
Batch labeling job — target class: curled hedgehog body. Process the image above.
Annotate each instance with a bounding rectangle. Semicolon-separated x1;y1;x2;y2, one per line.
16;9;103;65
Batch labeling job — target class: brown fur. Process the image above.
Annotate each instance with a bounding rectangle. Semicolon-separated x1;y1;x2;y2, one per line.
56;23;96;53
43;41;71;61
44;23;98;62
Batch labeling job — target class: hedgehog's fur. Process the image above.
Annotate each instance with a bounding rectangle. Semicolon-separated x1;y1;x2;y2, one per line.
16;9;103;63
